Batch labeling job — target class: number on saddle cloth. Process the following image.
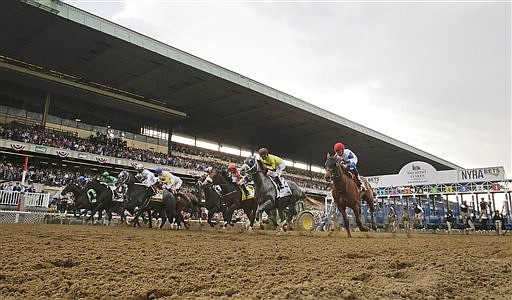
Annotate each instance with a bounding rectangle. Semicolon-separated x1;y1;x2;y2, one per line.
150;187;164;202
270;178;291;198
87;189;97;203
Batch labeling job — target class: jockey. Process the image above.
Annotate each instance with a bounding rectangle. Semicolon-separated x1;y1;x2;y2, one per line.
76;175;91;187
258;147;286;189
333;142;366;191
134;163;158;189
102;171;123;200
154;167;183;193
101;171;118;187
227;163;249;196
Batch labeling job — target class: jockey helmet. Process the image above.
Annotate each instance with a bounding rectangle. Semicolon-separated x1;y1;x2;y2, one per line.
155;167;163;174
334;142;345;152
102;171;109;177
135;164;144;171
258;148;269;158
227;163;236;170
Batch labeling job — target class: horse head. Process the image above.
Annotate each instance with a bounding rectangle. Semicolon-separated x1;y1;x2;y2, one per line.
324;153;340;181
117;170;133;186
241;155;266;175
325;153;353;181
61;183;79;196
210;172;226;185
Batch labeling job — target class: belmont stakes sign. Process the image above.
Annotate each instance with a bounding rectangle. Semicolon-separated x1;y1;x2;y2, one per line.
367;161;506;189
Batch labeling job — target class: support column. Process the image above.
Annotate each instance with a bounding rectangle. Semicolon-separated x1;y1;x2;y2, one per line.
167;126;173;156
42;93;51;128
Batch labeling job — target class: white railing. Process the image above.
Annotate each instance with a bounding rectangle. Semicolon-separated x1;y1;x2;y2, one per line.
0;190;50;208
24;192;50;208
0;190;21;206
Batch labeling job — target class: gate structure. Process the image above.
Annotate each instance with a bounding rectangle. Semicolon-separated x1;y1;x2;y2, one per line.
366;162;511;230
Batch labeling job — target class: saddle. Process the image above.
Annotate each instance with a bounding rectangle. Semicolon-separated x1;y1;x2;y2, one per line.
344;170;365;190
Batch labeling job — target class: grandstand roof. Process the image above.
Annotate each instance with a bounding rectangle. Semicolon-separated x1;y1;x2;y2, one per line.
0;0;462;175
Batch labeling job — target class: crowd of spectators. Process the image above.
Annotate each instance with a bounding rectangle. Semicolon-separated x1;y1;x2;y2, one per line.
0;160;98;189
171;142;325;181
1;121;327;190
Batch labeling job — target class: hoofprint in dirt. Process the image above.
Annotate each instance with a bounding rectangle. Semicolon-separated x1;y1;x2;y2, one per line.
0;224;510;299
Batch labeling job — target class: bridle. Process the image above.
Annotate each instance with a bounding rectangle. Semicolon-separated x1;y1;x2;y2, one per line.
241;156;259;175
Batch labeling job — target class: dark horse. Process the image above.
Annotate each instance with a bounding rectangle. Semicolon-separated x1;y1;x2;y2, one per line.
324;153;376;237
241;155;307;230
83;179;125;225
209;169;258;230
117;170;189;229
60;183;90;217
196;175;227;228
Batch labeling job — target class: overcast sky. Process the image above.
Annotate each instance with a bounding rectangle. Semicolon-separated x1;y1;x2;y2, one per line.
65;0;511;178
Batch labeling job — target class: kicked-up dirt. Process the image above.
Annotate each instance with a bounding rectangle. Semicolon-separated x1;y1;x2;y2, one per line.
0;223;511;299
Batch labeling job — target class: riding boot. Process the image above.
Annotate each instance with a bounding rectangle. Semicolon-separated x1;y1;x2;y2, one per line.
358;177;366;191
241;184;249;197
273;176;283;189
351;169;366;191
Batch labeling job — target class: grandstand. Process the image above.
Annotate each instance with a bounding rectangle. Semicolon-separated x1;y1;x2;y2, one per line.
0;0;461;177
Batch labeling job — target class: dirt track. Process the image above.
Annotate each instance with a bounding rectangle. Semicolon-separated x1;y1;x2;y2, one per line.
0;224;511;300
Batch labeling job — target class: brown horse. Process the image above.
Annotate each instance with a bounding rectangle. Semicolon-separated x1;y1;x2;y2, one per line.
324;153;376;237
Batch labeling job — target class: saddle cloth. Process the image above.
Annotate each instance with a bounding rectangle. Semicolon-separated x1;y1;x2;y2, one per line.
240;185;255;201
150;190;163;202
272;179;292;198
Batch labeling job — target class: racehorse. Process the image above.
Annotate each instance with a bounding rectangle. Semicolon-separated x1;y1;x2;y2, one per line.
83;179;125;226
196;175;227;228
241;155;307;230
117;170;188;229
60;183;90;217
209;169;258;230
181;189;205;222
324;153;376;237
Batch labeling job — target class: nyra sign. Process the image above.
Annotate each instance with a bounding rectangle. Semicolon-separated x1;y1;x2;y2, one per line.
457;167;505;183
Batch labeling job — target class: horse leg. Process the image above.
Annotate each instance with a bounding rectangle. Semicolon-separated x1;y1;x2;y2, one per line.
220;207;230;229
158;208;167;229
364;196;377;230
225;206;236;227
147;209;153;228
353;204;369;232
207;209;217;227
340;208;351;237
287;201;296;231
370;207;377;231
245;202;257;230
177;212;189;229
133;207;147;227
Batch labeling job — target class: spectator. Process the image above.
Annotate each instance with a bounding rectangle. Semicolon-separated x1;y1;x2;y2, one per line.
402;210;411;234
479;198;488;222
460;200;475;232
387;205;398;233
445;209;455;234
492;210;504;235
414;202;424;229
